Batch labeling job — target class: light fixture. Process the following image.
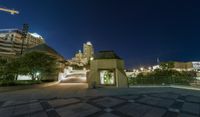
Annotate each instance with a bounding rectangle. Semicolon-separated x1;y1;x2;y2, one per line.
90;57;94;61
36;72;40;76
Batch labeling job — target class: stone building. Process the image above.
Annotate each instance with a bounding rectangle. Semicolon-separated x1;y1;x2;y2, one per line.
87;51;128;88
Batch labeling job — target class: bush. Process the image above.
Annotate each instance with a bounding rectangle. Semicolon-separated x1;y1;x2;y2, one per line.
128;70;196;85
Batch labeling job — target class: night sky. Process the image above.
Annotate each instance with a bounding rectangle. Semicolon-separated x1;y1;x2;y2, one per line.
0;0;200;69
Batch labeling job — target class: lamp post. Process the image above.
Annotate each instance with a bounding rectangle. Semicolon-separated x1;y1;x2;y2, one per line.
35;72;40;80
20;24;29;55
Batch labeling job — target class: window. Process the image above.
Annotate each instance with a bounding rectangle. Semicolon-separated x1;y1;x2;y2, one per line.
100;70;115;85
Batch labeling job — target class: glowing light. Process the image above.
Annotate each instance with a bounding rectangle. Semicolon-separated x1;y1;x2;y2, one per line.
86;41;92;45
30;33;43;39
148;67;152;70
140;67;144;71
36;72;40;76
90;57;94;61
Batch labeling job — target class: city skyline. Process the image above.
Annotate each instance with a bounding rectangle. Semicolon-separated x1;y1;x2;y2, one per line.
1;0;200;68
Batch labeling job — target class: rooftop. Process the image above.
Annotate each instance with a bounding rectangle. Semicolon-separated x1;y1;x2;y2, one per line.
0;29;44;39
25;43;64;60
94;50;121;60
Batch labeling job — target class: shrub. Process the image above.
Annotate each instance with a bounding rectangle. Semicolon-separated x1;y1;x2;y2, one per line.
128;70;196;85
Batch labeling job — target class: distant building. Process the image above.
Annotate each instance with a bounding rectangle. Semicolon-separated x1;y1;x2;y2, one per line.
173;62;200;72
151;61;200;72
0;29;44;58
128;61;200;77
67;41;94;69
83;41;94;60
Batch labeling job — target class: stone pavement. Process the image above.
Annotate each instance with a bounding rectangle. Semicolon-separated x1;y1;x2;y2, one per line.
0;92;200;117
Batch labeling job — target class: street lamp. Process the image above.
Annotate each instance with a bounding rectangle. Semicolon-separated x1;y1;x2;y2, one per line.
140;67;144;71
36;72;40;76
90;57;94;61
148;67;152;71
35;72;40;80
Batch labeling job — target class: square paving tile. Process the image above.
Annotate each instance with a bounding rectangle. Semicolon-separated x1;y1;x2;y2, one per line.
13;102;43;116
2;100;30;107
0;106;14;117
150;93;179;99
180;113;198;117
185;96;200;103
31;111;48;117
0;101;5;107
92;97;125;108
48;98;80;108
56;103;100;117
181;102;200;115
116;103;166;117
29;103;43;113
138;96;174;108
13;104;30;116
119;95;139;100
99;113;119;117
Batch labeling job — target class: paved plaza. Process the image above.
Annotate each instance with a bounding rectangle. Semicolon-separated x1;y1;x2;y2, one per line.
0;83;200;117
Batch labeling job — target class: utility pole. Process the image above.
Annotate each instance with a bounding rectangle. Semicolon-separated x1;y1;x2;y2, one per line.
20;24;29;55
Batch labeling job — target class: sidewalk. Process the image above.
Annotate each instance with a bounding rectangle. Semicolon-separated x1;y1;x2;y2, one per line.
0;81;59;93
0;91;199;117
129;85;200;91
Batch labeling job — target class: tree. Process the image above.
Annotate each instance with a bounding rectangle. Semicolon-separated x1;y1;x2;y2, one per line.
20;52;58;80
0;58;20;80
5;58;22;80
160;61;174;70
0;58;8;79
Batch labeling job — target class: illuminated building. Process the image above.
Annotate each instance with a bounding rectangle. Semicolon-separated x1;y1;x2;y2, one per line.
173;62;200;71
0;29;45;58
83;41;94;60
67;41;94;69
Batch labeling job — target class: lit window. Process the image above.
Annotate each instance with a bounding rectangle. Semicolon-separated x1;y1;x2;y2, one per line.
100;70;115;85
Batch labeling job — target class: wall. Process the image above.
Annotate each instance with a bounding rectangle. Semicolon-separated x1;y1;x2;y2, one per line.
88;59;128;88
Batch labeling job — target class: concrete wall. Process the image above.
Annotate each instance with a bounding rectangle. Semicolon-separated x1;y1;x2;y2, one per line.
174;62;193;70
116;69;128;88
88;59;128;88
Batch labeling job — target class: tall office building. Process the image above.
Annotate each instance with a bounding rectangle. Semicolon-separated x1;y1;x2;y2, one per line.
0;29;45;58
83;41;94;60
67;41;94;68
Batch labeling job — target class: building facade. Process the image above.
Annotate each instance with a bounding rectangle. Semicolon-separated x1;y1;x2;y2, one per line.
83;41;94;60
67;41;94;69
0;29;45;58
87;51;128;88
173;62;200;71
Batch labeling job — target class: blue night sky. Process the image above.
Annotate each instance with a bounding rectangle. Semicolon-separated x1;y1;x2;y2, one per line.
0;0;200;68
